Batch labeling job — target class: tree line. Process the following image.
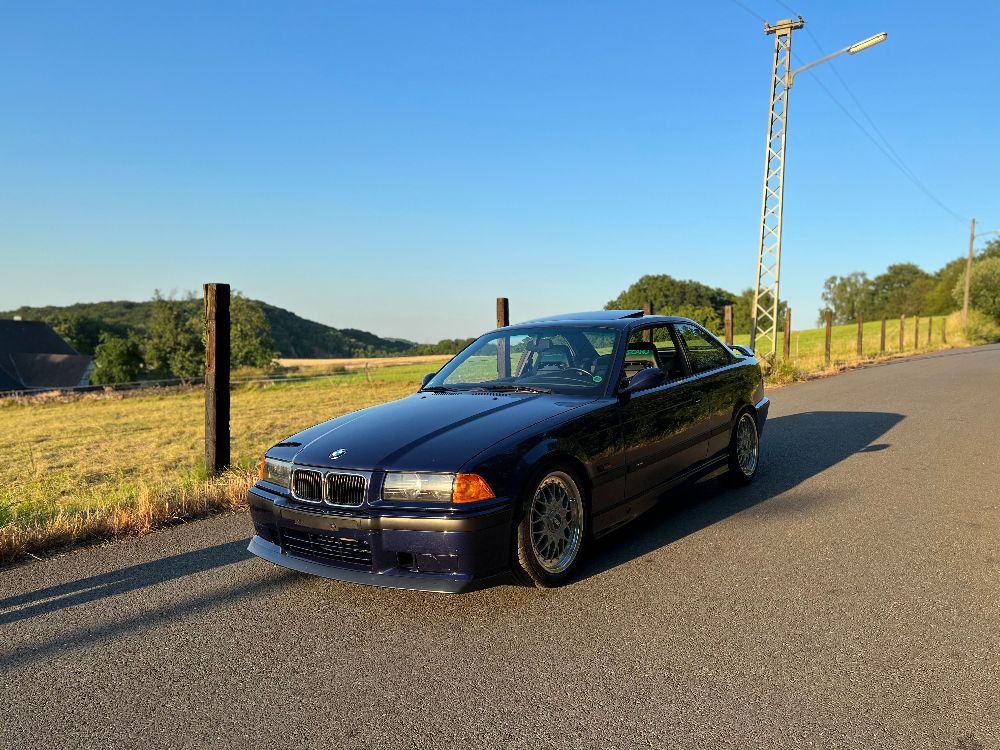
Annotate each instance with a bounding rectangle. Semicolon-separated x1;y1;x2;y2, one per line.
52;292;277;384
604;275;786;334
820;239;1000;325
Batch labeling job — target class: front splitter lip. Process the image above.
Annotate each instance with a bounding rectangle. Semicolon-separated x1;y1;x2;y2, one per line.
247;536;491;594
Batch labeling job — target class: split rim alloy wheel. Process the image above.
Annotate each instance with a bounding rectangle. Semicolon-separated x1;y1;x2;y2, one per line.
728;410;760;484
515;469;586;587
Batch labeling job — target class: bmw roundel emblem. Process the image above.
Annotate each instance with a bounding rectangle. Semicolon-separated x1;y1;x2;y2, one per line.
329;448;348;460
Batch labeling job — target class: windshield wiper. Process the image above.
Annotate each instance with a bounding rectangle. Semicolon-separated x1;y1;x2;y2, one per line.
418;386;456;393
471;384;553;394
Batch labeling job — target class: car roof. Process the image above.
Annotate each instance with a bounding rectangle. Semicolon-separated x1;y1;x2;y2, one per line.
514;310;691;327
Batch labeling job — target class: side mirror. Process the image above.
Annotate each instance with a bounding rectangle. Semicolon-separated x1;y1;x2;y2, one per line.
731;345;754;357
620;367;666;396
420;373;435;388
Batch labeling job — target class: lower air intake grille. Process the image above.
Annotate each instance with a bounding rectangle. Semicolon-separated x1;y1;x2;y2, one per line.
281;529;373;568
326;473;367;506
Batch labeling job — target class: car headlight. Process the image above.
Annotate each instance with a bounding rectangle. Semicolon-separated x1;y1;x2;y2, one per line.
381;472;495;504
259;457;293;488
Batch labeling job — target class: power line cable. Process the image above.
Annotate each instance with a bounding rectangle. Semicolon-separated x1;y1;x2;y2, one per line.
726;0;768;23
724;0;969;223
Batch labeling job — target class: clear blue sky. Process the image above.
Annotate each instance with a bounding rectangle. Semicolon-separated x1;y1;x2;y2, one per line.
2;1;998;343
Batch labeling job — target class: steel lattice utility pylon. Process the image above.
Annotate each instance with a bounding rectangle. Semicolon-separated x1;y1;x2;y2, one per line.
750;17;804;358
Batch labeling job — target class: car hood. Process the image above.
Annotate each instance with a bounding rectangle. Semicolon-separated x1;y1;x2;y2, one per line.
278;391;592;472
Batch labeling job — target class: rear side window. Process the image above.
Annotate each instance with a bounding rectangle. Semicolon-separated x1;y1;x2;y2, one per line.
627;326;685;380
674;323;732;374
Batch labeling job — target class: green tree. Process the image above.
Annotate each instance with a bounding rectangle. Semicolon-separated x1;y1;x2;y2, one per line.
144;292;204;382
50;314;107;355
231;294;277;368
955;257;1000;322
663;304;722;333
730;288;788;336
820;272;873;324
91;332;144;384
869;263;933;317
605;275;735;319
980;237;1000;261
923;256;966;315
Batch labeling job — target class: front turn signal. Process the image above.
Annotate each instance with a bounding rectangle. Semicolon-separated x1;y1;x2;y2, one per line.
452;473;496;504
258;456;266;481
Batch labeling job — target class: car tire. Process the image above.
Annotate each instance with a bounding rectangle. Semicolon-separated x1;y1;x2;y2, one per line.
726;408;760;485
512;466;588;588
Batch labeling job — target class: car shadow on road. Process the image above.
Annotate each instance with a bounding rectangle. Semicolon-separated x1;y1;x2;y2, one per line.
0;538;252;627
577;410;904;582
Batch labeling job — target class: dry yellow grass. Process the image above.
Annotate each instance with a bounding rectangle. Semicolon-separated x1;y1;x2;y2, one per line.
0;365;427;564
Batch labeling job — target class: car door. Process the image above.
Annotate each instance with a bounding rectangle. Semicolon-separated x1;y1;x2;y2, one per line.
620;325;706;500
672;322;742;459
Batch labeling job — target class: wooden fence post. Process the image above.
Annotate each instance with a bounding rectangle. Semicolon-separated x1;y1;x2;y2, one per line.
496;297;510;378
857;315;864;356
880;317;886;354
496;297;509;328
899;315;905;350
928;316;933;344
914;315;920;349
724;305;733;345
204;283;230;474
942;318;947;344
783;308;791;359
824;311;832;364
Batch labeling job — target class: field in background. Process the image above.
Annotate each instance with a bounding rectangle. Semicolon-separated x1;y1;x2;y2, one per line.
0;313;979;563
732;314;953;376
277;354;450;371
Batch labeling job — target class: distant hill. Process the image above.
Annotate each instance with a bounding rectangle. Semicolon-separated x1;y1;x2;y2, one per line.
1;299;414;359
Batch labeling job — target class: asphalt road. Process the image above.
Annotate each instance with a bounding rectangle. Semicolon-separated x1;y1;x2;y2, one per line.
3;345;999;750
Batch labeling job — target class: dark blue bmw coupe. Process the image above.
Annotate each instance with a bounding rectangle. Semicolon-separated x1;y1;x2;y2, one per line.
248;310;768;592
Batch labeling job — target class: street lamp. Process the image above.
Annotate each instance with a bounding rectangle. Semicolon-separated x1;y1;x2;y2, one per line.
750;19;888;357
788;32;888;87
964;218;1000;323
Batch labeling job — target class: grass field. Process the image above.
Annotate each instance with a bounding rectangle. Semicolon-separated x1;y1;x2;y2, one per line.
732;313;951;365
0;311;979;563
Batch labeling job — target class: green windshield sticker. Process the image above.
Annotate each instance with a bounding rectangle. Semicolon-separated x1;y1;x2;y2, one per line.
626;349;654;356
592;375;603;383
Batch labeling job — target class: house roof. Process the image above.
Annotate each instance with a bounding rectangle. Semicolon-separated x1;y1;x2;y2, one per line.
0;320;92;392
0;320;79;356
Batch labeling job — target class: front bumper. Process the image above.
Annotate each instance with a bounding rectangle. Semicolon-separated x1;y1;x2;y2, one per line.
246;484;513;593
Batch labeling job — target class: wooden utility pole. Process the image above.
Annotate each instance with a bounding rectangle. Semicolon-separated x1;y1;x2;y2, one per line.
879;317;886;354
856;315;864;356
724;305;734;345
783;308;791;359
496;297;510;378
963;218;975;324
824;311;832;364
643;301;653;342
204;283;230;474
899;315;905;350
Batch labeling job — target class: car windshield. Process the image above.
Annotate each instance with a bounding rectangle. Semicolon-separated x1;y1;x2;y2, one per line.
426;326;620;396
